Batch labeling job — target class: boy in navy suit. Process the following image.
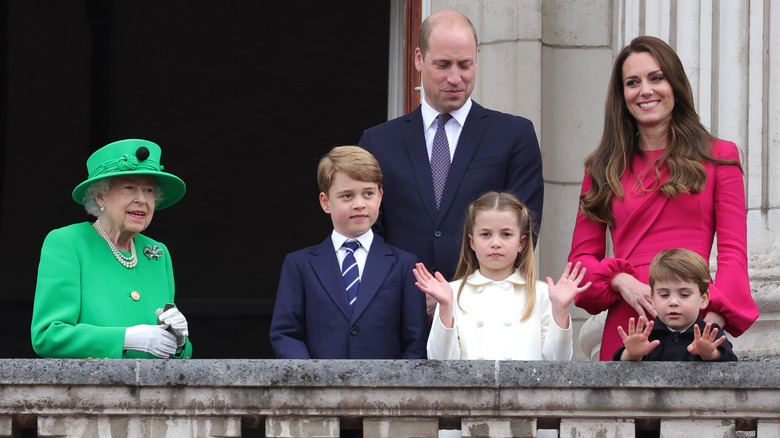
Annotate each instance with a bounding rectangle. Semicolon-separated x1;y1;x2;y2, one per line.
270;146;428;359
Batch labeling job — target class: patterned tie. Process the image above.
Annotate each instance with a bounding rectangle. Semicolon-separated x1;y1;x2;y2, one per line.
431;113;453;209
341;241;361;308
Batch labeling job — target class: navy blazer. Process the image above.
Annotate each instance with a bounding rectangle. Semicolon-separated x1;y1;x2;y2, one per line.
358;102;543;280
269;235;428;359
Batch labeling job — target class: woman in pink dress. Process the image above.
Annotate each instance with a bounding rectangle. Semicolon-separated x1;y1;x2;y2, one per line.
568;36;758;361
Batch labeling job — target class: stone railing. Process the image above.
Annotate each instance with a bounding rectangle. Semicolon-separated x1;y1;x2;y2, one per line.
1;359;779;437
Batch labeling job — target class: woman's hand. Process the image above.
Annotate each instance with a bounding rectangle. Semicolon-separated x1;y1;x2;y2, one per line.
156;306;189;346
611;272;656;320
546;261;592;329
124;324;177;358
617;316;660;361
687;323;725;361
413;263;454;328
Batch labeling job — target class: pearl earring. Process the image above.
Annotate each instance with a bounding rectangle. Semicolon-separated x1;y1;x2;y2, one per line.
100;206;105;212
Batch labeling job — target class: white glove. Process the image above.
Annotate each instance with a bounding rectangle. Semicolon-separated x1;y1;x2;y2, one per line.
155;307;189;347
124;324;178;358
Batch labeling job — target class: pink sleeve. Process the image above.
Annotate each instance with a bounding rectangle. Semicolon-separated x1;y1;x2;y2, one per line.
568;172;637;315
705;141;758;336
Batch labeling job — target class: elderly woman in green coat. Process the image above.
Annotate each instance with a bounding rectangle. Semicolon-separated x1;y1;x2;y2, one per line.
31;139;192;359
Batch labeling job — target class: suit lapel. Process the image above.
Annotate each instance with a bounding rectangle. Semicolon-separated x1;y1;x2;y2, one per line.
309;238;352;320
350;236;393;323
438;102;489;221
404;108;439;222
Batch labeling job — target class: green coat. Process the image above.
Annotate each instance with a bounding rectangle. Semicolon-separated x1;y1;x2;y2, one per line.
31;222;192;359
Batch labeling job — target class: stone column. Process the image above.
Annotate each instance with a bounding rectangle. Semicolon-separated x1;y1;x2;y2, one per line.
265;417;340;438
659;419;735;438
461;417;536;438
363;417;439;438
0;417;10;438
538;0;613;361
559;419;635;437
37;416;241;438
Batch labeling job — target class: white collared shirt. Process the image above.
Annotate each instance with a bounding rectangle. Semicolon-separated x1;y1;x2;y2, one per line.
421;98;473;161
330;229;374;281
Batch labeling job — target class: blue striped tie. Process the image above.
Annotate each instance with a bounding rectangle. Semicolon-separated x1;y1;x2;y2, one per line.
341;241;361;307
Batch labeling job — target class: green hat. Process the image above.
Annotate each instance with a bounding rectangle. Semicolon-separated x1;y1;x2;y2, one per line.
72;139;186;210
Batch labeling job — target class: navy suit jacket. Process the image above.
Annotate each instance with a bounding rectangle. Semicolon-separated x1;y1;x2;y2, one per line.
269;234;428;359
358;102;543;280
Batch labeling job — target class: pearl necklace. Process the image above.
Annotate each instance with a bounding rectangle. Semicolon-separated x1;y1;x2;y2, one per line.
94;219;137;269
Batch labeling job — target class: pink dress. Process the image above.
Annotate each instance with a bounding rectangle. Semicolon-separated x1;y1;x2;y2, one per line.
569;140;758;361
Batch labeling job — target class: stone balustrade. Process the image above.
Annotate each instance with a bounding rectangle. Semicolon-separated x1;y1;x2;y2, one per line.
0;359;779;437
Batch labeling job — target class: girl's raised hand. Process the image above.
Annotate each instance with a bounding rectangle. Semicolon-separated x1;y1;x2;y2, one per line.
546;261;592;309
413;263;453;307
413;263;455;328
545;261;591;329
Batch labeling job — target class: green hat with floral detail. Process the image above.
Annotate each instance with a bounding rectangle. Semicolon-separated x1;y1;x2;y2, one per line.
72;139;186;210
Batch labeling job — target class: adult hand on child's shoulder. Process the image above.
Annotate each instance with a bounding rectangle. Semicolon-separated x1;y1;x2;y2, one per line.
617;316;660;361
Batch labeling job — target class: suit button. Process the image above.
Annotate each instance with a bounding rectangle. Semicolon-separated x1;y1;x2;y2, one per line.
350;326;359;335
434;231;442;238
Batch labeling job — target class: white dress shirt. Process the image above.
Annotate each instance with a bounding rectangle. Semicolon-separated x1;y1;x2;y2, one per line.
330;229;374;281
420;98;473;161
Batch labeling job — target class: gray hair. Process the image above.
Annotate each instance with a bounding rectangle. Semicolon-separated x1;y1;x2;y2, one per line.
82;177;164;217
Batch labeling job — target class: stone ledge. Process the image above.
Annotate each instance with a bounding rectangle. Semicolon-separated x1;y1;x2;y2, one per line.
0;359;779;431
2;359;780;389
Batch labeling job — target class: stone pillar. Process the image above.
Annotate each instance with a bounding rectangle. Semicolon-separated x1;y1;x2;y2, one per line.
363;417;439;438
37;416;241;438
461;417;536;438
538;0;613;361
659;419;735;438
757;420;780;436
265;417;340;438
559;419;635;437
0;417;10;438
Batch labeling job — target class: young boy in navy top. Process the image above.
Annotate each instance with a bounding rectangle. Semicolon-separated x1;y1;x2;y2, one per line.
614;248;737;361
270;146;428;359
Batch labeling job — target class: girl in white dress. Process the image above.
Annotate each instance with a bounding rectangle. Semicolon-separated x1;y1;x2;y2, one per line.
414;191;591;360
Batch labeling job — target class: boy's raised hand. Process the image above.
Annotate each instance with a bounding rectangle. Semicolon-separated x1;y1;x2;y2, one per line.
413;263;454;328
617;316;660;361
546;261;592;329
687;323;724;361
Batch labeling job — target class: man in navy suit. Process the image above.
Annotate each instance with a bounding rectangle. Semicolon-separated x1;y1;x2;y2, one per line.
269;146;428;359
359;11;544;291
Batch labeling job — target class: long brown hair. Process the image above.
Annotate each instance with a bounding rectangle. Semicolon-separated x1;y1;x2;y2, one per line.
454;192;537;321
580;36;741;227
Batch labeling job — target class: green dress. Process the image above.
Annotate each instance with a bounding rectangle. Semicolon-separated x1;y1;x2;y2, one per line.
31;222;193;359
